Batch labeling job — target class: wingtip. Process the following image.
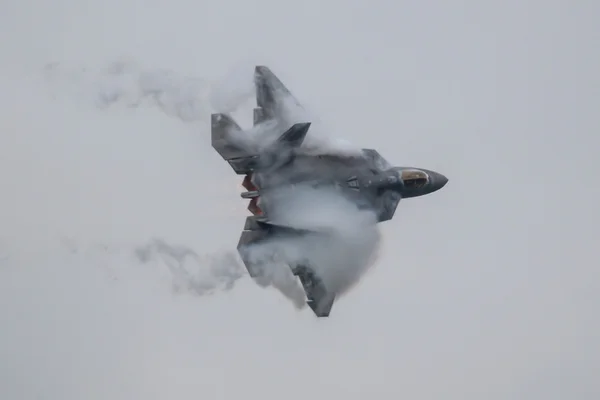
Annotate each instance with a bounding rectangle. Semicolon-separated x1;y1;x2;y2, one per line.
254;65;278;81
307;300;332;317
254;65;268;78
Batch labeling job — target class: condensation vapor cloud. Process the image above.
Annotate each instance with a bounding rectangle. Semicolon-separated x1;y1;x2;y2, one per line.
133;238;245;296
44;59;219;124
245;186;382;300
44;59;382;310
55;238;246;298
37;61;255;299
45;60;363;157
207;65;382;308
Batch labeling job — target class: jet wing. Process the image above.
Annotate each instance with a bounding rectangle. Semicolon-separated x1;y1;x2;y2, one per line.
236;216;336;317
253;65;304;127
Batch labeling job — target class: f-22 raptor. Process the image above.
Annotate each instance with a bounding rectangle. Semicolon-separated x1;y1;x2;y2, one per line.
211;66;448;317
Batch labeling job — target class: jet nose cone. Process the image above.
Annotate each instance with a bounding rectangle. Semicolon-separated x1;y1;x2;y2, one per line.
428;171;448;192
437;173;449;188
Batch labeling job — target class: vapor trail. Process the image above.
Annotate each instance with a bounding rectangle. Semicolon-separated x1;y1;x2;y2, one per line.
43;59;382;310
134;238;245;296
45;60;363;157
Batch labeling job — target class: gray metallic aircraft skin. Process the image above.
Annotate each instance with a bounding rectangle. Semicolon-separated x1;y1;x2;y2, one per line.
211;66;448;317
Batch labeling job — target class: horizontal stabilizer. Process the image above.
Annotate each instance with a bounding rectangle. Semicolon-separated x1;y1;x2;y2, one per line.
227;156;260;175
211;113;247;161
243;215;269;231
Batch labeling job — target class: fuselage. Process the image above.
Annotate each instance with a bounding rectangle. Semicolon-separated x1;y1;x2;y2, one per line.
241;151;448;219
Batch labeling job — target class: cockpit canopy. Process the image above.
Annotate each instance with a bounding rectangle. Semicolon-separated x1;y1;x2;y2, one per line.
401;169;429;189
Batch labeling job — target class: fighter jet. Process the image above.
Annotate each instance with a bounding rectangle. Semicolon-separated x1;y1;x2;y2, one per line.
211;66;448;317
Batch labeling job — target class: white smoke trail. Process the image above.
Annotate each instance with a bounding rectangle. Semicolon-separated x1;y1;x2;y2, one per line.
44;59;214;123
45;59;364;156
48;238;247;298
133;238;245;295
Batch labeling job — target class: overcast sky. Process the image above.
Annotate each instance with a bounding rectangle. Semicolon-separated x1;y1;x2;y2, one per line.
1;1;599;399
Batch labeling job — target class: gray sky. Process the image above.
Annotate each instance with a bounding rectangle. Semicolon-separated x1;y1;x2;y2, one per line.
1;0;599;399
